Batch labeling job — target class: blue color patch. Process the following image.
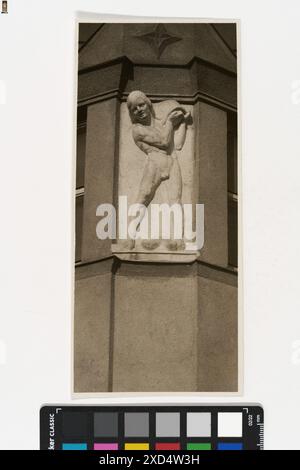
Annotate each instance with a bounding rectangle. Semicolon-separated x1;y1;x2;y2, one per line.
217;442;243;450
62;443;87;450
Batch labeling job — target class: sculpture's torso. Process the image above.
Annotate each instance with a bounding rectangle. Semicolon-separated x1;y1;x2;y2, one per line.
132;118;174;180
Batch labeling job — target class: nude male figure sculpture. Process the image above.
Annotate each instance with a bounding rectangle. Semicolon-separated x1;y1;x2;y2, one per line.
125;90;190;250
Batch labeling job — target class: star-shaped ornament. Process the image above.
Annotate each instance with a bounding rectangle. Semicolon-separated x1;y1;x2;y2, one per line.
134;24;182;59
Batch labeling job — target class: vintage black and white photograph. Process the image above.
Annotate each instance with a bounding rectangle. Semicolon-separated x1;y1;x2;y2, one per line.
74;21;238;393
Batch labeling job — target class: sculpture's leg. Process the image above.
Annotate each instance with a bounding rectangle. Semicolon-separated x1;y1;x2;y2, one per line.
136;158;161;207
167;156;182;204
163;156;185;251
128;159;162;250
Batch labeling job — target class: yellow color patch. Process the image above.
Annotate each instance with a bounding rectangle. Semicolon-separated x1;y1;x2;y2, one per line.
125;443;149;450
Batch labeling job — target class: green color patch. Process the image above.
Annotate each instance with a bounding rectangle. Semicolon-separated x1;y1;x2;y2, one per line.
187;443;211;450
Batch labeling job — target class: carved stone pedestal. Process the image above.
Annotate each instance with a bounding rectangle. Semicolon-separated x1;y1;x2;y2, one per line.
112;245;199;263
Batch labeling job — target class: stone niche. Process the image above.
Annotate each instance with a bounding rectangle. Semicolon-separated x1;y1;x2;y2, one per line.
115;99;197;262
74;23;238;393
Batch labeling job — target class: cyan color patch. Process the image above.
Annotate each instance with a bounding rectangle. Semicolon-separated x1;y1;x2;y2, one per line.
62;443;87;450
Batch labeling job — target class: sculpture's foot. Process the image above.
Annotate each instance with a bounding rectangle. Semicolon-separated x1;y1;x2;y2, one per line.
118;239;135;251
164;239;185;251
141;239;160;251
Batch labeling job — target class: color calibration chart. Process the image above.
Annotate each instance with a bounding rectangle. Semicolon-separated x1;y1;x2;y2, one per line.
40;405;263;451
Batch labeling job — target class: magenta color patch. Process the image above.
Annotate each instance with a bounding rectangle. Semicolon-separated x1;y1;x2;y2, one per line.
94;443;118;450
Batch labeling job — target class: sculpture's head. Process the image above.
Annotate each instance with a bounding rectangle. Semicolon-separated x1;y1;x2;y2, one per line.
127;90;153;124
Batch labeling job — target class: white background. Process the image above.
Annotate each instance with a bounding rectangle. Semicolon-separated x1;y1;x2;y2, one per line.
1;0;300;450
